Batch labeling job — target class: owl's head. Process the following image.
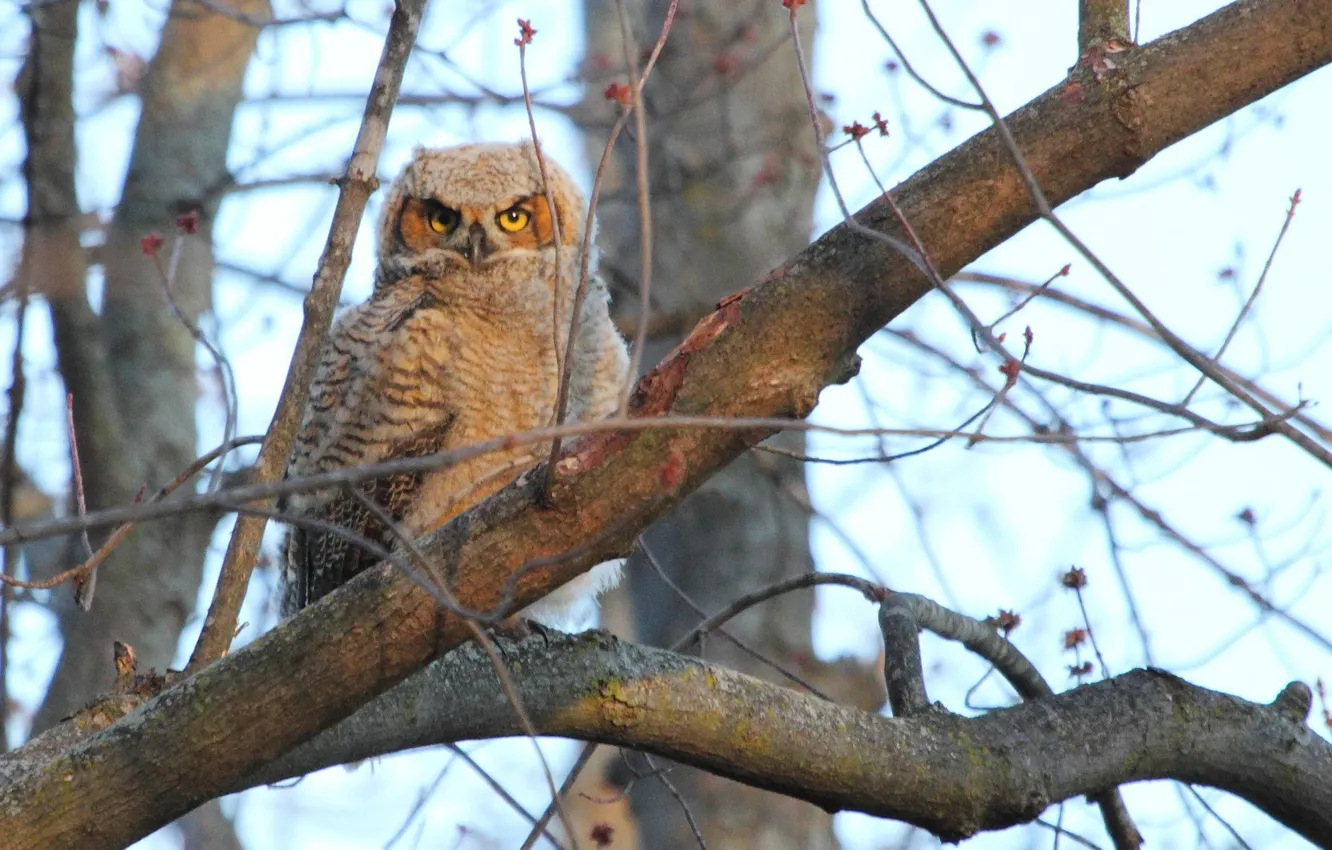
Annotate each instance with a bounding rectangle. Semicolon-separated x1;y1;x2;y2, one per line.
377;142;586;280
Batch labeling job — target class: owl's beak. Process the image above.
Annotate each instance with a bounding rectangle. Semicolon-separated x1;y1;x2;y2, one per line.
463;222;490;269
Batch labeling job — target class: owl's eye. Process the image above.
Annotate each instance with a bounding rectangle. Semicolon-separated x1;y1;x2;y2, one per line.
496;206;531;232
426;202;460;234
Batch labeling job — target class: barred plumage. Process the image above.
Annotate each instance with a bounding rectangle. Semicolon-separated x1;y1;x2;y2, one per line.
280;142;630;628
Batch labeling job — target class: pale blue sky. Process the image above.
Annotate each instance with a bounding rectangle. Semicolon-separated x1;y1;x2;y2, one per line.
1;1;1328;847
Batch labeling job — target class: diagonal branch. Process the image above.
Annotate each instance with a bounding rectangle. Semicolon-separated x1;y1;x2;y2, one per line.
1;1;1330;846
186;0;428;670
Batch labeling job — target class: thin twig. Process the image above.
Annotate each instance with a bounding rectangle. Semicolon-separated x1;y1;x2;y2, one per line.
445;744;565;846
65;395;93;560
185;0;428;673
1070;578;1111;681
1181;188;1301;406
383;751;459;850
1183;785;1254;849
953;272;1332;443
642;754;708;849
984;264;1071;332
66;393;96;609
519;742;599;850
641;540;836;699
350;489;577;847
1033;817;1103;850
515;19;586;511
0;435;263;592
514;18;570;439
859;0;982;109
674;570;885;651
156;232;239;493
786;3;924;270
0;410;1300;555
614;0;676;413
1096;506;1156;666
547;109;633;477
547;1;677;467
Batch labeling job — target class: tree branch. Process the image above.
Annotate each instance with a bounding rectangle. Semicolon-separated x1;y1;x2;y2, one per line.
2;1;1330;846
234;635;1332;845
186;0;426;669
1079;0;1131;51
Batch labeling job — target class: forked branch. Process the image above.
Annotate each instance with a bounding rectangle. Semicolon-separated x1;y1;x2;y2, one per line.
2;1;1330;846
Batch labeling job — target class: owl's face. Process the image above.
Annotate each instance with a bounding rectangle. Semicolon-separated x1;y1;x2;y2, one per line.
395;194;558;270
377;142;585;279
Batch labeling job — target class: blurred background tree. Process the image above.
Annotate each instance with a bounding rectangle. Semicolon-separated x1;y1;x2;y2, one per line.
2;1;1329;848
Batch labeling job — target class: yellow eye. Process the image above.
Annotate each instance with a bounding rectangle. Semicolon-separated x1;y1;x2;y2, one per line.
426;203;459;234
496;206;531;232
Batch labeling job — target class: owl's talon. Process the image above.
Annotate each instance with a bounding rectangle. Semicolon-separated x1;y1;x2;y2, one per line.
527;620;565;645
490;616;565;646
492;615;533;641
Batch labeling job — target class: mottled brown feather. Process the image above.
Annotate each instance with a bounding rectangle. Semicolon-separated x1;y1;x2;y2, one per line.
280;141;630;627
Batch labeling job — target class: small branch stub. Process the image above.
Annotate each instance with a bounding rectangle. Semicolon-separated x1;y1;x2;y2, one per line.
1078;0;1132;52
878;595;930;716
113;641;136;695
1273;681;1313;723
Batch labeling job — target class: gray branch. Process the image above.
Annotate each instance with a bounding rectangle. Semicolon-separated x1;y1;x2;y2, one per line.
239;632;1330;844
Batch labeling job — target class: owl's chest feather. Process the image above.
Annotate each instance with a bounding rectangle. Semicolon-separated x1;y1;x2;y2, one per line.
401;305;561;433
391;304;565;532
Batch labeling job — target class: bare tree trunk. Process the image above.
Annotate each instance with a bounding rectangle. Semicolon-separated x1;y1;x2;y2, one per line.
19;1;268;846
580;2;882;846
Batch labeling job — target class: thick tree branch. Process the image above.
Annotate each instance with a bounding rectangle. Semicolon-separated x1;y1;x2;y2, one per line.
237;635;1328;845
2;1;1330;846
11;635;1325;844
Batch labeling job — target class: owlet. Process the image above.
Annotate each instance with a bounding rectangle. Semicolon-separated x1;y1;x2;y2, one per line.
280;141;630;629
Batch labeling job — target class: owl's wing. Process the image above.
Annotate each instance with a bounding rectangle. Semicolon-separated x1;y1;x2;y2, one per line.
282;414;456;615
282;494;378;615
281;307;365;615
572;278;632;421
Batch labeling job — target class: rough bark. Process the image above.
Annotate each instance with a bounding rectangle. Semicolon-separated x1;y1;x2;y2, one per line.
1;0;1330;846
230;633;1328;845
581;2;860;845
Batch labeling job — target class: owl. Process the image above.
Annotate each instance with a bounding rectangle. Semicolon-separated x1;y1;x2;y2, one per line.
280;141;630;630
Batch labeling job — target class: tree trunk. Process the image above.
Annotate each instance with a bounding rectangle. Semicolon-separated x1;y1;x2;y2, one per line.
19;1;268;846
579;2;882;846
